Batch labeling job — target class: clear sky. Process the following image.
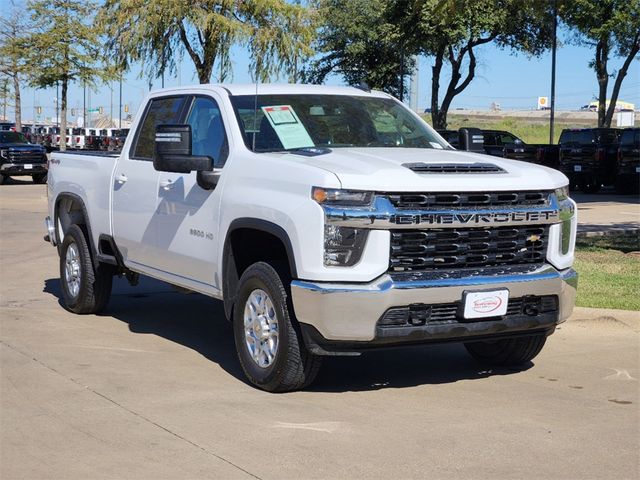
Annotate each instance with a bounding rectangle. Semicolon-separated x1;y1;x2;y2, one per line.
6;23;640;124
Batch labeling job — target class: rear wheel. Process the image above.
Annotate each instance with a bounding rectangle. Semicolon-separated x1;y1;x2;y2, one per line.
464;334;547;366
233;262;322;392
59;224;113;314
32;173;47;184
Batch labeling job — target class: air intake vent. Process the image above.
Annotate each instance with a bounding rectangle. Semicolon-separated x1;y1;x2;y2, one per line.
403;162;506;174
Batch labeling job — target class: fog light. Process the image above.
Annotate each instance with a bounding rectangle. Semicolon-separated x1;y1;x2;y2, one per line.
324;225;368;266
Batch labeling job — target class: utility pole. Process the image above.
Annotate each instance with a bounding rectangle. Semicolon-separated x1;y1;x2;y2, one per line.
118;77;122;129
56;82;59;128
549;0;558;144
83;81;86;128
110;82;113;127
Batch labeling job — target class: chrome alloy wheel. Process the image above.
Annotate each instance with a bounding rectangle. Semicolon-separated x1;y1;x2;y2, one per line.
64;242;81;298
243;289;279;368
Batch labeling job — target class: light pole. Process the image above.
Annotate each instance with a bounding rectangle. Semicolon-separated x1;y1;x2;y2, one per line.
118;77;122;129
549;0;558;144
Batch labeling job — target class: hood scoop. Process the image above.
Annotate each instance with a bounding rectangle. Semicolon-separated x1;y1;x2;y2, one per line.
403;162;506;174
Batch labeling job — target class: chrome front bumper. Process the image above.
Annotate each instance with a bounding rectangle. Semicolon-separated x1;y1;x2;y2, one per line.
291;264;578;344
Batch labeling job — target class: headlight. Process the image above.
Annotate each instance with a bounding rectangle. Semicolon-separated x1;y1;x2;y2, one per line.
324;225;368;266
312;187;373;207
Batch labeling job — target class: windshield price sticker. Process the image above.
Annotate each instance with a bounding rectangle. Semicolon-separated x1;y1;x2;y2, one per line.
261;105;314;150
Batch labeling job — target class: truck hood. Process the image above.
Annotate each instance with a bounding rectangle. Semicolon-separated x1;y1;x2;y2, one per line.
0;143;45;152
285;148;568;192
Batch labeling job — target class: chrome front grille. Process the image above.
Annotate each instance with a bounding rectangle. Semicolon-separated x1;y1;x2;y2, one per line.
390;225;549;271
8;151;46;163
385;190;551;209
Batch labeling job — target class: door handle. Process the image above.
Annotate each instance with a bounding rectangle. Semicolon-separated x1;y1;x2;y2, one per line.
115;173;127;184
160;179;174;191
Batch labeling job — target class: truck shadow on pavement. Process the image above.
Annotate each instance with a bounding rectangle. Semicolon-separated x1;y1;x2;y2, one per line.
43;275;532;392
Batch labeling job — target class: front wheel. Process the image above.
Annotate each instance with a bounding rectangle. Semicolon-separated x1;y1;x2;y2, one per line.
233;262;322;392
464;334;547;366
59;224;113;314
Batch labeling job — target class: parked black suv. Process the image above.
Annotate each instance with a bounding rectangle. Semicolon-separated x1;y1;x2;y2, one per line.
559;128;620;193
0;131;48;184
615;128;640;194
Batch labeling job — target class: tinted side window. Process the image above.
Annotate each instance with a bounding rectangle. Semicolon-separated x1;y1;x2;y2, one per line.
483;133;497;146
578;131;594;144
186;97;229;168
133;96;186;159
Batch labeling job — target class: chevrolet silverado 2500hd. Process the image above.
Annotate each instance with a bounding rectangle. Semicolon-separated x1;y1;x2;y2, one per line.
45;84;578;392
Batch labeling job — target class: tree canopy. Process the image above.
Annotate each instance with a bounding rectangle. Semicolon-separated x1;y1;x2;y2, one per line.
304;0;414;99
0;2;34;131
561;0;640;127
26;0;112;149
308;0;553;128
97;0;317;84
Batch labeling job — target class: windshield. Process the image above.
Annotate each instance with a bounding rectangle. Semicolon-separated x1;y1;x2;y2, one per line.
230;94;448;152
0;132;29;144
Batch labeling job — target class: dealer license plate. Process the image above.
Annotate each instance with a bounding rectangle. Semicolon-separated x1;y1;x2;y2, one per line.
463;289;509;319
24;164;33;169
574;165;582;172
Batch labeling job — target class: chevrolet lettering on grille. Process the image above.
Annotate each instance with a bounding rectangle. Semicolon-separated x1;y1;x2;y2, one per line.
389;210;559;226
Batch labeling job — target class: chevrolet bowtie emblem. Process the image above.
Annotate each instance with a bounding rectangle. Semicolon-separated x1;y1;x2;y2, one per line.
527;234;541;242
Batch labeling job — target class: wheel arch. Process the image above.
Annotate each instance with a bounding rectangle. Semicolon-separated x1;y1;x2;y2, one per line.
222;218;298;321
54;193;99;269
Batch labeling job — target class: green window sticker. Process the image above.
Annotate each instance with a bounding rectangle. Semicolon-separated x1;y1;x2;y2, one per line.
261;105;314;150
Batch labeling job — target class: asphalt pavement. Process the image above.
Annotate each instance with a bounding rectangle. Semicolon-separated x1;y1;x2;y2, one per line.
1;183;639;479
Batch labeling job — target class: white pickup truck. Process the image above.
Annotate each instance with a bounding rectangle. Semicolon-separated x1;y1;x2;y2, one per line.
45;84;578;392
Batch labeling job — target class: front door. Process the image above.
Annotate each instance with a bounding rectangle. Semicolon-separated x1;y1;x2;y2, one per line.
151;94;230;292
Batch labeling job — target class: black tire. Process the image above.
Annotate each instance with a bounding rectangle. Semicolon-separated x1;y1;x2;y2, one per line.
0;174;6;185
32;173;47;184
233;262;322;392
464;334;547;366
59;224;113;314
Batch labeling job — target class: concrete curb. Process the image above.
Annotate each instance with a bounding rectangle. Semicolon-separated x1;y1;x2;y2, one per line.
576;228;639;238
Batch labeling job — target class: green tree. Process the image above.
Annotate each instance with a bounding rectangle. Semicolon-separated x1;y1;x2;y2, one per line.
304;0;414;99
561;0;640;127
26;0;110;150
309;0;553;129
0;2;34;132
97;0;317;84
411;0;553;129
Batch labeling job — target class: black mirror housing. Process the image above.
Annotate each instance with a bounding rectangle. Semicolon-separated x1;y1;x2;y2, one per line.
153;124;213;173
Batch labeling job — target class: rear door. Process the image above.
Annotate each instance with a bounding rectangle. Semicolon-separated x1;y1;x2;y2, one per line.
112;95;189;270
151;93;231;291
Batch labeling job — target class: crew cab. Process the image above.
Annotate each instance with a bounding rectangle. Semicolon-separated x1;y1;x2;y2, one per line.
0;130;48;184
559;128;620;193
45;84;578;392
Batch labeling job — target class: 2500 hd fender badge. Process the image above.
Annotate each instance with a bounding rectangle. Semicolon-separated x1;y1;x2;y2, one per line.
389;210;559;226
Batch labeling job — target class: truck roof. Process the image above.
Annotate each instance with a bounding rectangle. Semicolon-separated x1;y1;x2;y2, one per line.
149;83;391;98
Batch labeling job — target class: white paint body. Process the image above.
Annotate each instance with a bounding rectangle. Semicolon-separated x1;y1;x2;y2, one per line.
47;84;575;328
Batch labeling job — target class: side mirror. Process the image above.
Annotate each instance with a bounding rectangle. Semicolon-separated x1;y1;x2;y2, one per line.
153;124;213;174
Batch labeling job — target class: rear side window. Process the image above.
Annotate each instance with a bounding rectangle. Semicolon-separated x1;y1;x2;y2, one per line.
132;96;186;159
578;131;595;144
596;130;619;145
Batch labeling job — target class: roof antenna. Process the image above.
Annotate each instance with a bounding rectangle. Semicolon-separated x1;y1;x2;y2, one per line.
252;73;259;152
